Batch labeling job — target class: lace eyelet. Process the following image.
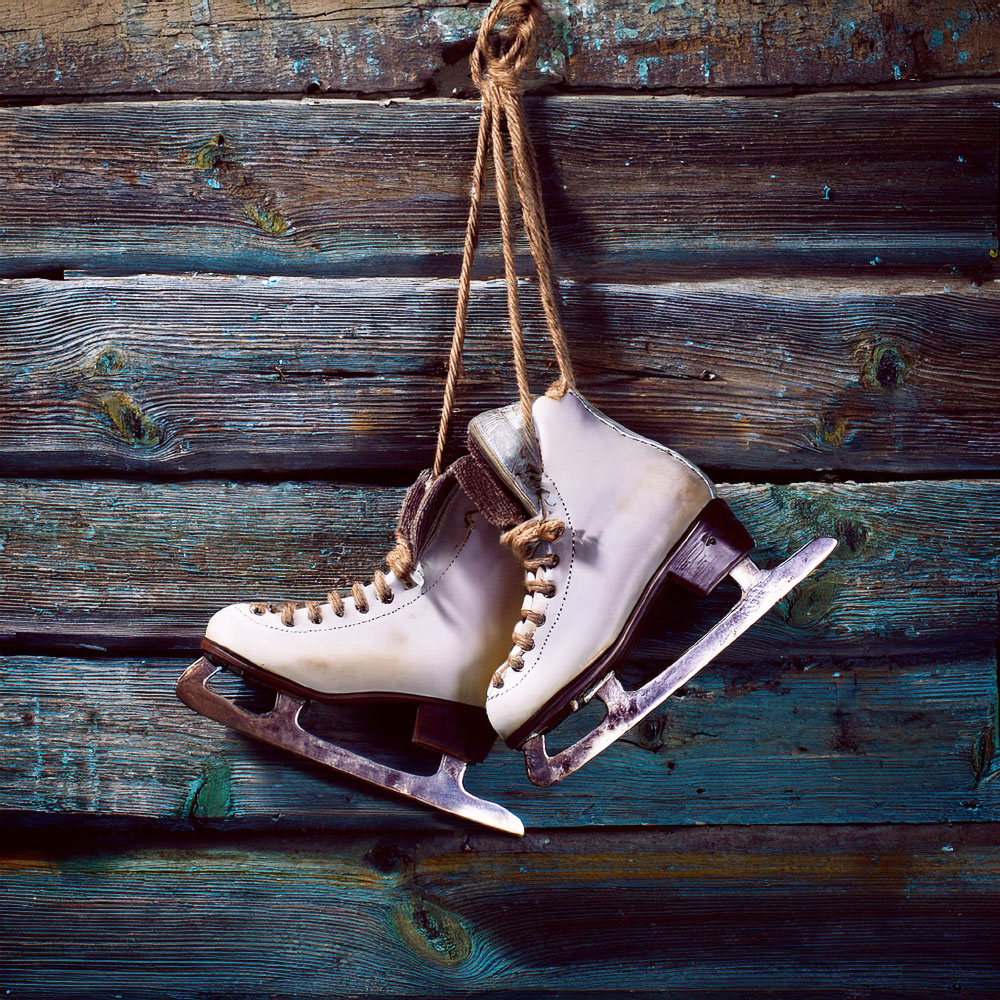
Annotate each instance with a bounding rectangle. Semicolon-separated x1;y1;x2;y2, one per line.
381;592;394;605
548;554;560;568
493;677;505;689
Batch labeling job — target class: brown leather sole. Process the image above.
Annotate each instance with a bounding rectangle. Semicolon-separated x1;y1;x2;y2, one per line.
505;497;754;749
200;638;498;764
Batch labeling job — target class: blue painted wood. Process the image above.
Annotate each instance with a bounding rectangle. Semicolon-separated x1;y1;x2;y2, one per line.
0;0;996;95
0;478;995;656
0;646;995;828
0;89;995;280
2;275;998;476
1;4;996;995
2;825;999;996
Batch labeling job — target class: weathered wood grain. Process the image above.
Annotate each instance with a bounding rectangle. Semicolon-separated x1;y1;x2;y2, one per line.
0;0;996;96
2;90;996;280
0;479;996;656
2;825;999;996
3;275;999;476
0;649;995;828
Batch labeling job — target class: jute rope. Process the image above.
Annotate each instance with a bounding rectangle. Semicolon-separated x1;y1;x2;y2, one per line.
252;0;575;632
431;0;576;480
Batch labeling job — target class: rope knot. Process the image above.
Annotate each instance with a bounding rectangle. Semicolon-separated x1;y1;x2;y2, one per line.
470;0;540;96
500;515;564;563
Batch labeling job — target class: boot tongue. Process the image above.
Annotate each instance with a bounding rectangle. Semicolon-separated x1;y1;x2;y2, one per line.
467;403;541;517
451;450;528;529
395;469;432;544
398;469;457;557
397;449;528;560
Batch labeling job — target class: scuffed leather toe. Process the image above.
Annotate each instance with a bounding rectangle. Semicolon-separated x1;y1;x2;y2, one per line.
203;602;263;661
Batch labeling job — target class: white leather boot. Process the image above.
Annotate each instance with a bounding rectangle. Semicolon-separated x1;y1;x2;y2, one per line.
177;454;527;834
175;0;561;834
470;388;837;786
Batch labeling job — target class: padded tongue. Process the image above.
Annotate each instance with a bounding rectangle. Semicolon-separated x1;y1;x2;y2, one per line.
396;448;529;558
467;402;542;516
398;469;459;556
452;450;527;529
395;469;432;542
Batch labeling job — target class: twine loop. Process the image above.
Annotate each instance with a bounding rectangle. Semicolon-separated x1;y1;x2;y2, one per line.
470;0;540;97
432;0;579;691
246;1;575;634
431;0;576;481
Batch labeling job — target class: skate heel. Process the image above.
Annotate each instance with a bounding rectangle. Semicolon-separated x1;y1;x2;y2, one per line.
413;701;497;764
667;498;755;597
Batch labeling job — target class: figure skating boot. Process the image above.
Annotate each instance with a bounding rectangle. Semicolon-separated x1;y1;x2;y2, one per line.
177;453;528;834
415;0;838;788
471;390;837;786
177;0;547;834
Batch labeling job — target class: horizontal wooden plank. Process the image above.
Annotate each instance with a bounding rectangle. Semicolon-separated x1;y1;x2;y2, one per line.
3;275;999;476
0;479;996;656
0;650;996;830
1;0;996;96
3;825;1000;996
2;89;996;280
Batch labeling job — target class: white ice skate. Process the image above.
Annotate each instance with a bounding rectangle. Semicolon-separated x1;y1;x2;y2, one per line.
177;0;548;834
177;455;527;834
472;389;837;786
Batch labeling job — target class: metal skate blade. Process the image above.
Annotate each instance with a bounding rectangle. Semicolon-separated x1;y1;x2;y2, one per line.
522;535;838;787
176;658;524;836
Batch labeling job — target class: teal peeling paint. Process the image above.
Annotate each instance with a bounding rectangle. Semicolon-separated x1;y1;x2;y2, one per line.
537;49;567;75
636;56;663;86
558;20;574;58
928;29;944;49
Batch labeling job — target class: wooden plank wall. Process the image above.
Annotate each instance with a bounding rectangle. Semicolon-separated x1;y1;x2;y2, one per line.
1;0;998;995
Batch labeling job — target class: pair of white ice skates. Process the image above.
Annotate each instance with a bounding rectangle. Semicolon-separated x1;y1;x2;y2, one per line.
178;387;836;834
176;0;835;833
